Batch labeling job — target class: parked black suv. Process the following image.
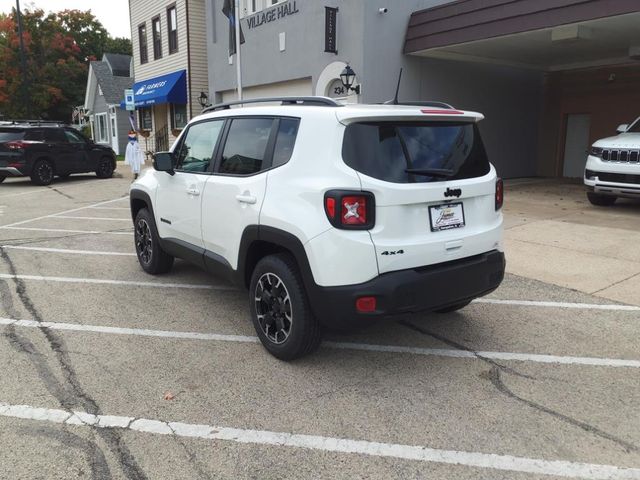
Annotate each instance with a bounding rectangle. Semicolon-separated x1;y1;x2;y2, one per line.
0;122;116;185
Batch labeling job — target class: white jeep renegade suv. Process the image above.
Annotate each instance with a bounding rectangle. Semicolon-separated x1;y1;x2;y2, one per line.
129;97;505;360
585;118;640;205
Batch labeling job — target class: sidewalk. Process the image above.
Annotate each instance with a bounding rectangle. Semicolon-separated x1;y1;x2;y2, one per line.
503;178;640;305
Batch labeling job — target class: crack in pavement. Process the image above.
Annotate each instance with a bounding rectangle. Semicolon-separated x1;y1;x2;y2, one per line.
46;187;74;200
20;424;112;479
0;247;148;479
398;319;639;454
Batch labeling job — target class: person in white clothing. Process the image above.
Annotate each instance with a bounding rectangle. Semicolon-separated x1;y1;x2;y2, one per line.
124;131;145;180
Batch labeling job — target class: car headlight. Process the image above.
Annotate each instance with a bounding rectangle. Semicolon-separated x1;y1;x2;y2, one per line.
589;146;603;158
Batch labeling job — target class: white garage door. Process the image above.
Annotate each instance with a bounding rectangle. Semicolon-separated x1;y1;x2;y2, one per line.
221;77;312;103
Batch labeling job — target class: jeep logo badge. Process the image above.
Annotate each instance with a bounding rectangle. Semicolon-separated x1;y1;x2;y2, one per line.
444;187;462;198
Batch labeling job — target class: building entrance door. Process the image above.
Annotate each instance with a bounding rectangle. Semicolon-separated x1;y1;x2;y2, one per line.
563;114;591;178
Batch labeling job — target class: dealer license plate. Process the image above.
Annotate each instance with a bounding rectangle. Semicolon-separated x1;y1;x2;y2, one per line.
429;203;465;232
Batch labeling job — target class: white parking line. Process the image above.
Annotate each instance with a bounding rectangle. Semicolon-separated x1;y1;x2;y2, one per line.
0;180;101;199
1;317;638;368
475;299;640;312
0;402;637;479
89;206;130;211
1;227;132;235
50;215;130;222
0;196;127;228
1;246;136;256
0;273;233;290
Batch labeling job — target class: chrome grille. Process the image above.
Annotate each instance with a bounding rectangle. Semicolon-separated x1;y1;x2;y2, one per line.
601;149;640;162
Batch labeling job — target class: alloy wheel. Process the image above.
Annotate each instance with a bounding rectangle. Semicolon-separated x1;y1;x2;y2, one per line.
254;272;293;345
38;162;53;184
135;218;153;265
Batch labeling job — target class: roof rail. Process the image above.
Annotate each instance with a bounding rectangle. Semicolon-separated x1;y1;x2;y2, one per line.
202;96;342;113
383;101;455;109
2;119;68;127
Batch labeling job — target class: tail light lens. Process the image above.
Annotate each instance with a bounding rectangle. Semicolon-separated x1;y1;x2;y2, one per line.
495;178;504;211
356;296;377;313
6;141;26;150
324;190;375;230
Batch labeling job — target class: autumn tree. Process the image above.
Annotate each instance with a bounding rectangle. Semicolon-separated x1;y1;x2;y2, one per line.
0;8;132;121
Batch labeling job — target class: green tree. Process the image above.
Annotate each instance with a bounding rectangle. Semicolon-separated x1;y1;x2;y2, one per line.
105;37;133;56
0;8;131;121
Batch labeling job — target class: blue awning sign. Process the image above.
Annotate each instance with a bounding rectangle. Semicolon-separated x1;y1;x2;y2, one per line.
120;70;187;109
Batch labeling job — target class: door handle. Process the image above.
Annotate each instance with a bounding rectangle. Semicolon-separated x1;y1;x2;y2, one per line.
236;194;257;204
186;187;200;196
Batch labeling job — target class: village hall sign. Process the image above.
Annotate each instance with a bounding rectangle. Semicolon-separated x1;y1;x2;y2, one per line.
246;1;299;29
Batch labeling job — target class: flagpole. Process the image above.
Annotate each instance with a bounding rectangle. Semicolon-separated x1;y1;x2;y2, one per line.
234;0;243;101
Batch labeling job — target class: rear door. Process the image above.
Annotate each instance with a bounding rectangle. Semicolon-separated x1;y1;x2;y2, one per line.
155;119;225;249
341;119;501;274
43;128;76;174
63;129;91;172
201;117;279;269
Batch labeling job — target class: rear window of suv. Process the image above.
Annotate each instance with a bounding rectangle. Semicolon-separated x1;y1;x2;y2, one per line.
342;122;490;183
0;129;25;142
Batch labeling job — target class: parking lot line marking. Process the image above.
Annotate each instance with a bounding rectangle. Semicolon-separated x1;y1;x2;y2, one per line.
0;274;233;290
1;317;638;368
1;226;132;235
0;180;101;199
0;402;638;479
49;215;130;222
0;196;127;228
475;299;640;312
1;246;136;256
89;206;130;211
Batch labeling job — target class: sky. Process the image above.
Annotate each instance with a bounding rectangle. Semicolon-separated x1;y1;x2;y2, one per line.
0;0;132;38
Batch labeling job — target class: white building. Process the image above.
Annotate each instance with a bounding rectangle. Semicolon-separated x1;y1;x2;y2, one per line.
128;0;209;152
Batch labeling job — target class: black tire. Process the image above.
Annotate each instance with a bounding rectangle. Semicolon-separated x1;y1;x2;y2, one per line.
249;253;322;360
134;208;174;274
30;159;54;186
96;157;115;179
435;300;471;314
587;192;616;206
0;174;6;183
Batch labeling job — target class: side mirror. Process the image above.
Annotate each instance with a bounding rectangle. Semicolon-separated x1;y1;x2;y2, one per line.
616;124;629;134
153;152;175;175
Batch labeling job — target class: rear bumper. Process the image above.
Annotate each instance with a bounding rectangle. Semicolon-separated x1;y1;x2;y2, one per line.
308;250;505;329
0;167;24;176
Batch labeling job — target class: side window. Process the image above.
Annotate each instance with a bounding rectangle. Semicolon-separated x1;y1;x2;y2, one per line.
44;129;66;143
219;118;274;175
272;118;300;167
175;120;224;173
24;129;44;141
65;130;86;144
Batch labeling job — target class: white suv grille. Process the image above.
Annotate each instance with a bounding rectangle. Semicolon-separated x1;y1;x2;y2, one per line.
601;149;640;163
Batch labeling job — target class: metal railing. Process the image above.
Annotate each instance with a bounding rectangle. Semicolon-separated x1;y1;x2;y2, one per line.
154;124;169;153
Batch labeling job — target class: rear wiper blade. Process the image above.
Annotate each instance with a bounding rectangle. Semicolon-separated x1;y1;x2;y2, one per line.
404;168;454;178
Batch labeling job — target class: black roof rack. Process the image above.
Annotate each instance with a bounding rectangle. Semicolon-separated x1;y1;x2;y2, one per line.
202;96;342;113
0;119;69;127
383;101;455;109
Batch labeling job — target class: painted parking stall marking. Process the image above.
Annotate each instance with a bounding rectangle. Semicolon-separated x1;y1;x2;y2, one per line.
0;245;136;256
475;298;640;312
2;317;638;368
0;402;638;480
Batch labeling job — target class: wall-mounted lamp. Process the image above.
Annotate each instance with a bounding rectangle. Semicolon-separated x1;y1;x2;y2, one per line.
198;91;209;108
339;65;361;95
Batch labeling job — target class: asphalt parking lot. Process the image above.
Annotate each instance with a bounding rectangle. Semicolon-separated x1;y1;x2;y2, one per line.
0;172;639;479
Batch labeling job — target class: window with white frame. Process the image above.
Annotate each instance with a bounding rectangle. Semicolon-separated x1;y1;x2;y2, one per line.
96;113;108;143
240;0;287;18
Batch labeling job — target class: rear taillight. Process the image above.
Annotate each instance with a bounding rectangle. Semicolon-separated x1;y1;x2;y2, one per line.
324;190;375;230
6;141;26;150
495;178;504;211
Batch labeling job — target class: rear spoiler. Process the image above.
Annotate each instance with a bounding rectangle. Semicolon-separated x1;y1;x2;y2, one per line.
336;106;484;125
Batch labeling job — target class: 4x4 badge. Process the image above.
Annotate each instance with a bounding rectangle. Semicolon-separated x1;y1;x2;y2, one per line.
444;187;462;198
